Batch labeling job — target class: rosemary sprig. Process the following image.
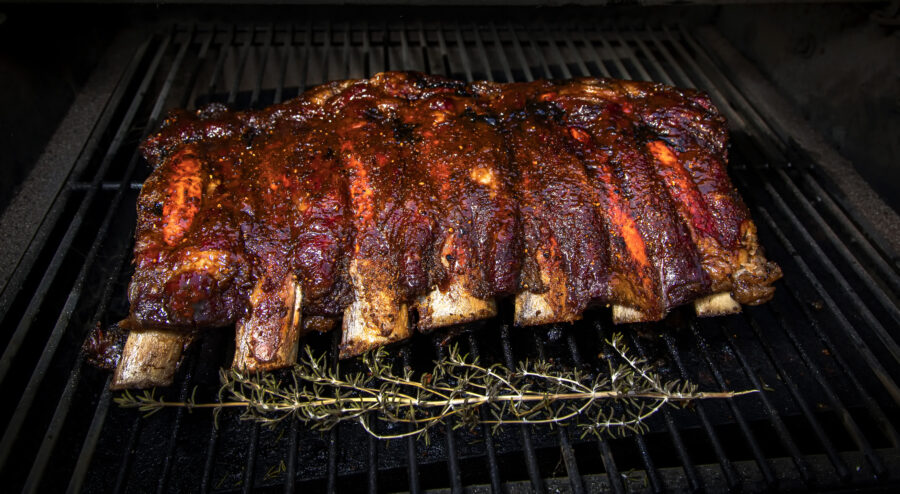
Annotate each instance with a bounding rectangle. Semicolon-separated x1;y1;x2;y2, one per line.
115;333;757;441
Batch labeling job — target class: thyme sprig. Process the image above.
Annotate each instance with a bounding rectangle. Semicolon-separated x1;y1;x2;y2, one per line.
115;333;756;440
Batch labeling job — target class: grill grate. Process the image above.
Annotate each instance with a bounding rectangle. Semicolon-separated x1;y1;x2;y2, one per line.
1;16;899;493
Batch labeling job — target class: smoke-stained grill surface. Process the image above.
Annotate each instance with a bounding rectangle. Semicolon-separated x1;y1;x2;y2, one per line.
122;71;780;383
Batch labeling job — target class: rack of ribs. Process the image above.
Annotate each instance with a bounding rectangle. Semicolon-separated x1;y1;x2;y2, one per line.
111;72;781;389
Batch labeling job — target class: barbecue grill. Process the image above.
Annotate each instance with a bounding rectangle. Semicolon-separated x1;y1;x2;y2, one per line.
2;6;899;493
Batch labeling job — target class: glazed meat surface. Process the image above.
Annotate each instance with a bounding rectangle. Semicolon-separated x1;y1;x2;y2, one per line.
127;71;781;373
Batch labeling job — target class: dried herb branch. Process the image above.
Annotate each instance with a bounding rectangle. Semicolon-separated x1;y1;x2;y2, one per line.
115;333;756;441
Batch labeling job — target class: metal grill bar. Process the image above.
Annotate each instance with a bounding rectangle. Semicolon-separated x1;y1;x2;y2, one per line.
620;36;782;489
681;326;777;485
112;416;143;492
0;31;176;484
199;419;219;493
644;20;895;448
0;37;149;326
710;318;813;484
660;32;900;416
65;379;113;494
2;18;899;494
465;332;504;493
671;29;900;338
431;316;464;490
642;31;861;479
608;38;772;491
23;247;130;494
606;323;702;492
499;328;548;492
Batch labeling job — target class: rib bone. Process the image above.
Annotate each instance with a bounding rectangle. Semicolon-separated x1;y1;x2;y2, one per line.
340;259;411;358
611;305;654;324
111;328;190;389
416;277;496;331
514;251;580;326
233;274;303;372
694;292;741;317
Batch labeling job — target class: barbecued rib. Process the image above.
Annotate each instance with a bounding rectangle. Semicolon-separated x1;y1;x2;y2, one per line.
553;79;773;319
115;72;782;388
114;141;248;388
232;132;306;372
646;139;742;316
396;76;518;330
562;122;659;319
335;78;433;358
498;103;610;325
584;101;709;320
627;80;781;308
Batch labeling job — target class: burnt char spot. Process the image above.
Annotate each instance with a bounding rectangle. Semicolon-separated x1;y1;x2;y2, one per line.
82;322;128;371
525;100;565;123
410;73;466;92
392;121;419;143
363;106;386;122
241;128;259;148
196;102;230;120
462;108;499;127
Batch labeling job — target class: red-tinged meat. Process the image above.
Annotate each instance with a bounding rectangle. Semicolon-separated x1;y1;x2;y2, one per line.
563;123;660;314
583;101;708;311
625;83;746;248
499;105;610;323
329;78;436;356
140;103;249;170
395;74;520;298
622;82;781;303
129;141;250;329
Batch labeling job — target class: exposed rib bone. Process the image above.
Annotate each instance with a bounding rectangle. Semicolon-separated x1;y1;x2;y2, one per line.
233;274;303;373
514;253;580;326
340;259;411;358
515;291;557;326
111;328;190;389
611;305;654;324
415;277;496;332
694;292;741;317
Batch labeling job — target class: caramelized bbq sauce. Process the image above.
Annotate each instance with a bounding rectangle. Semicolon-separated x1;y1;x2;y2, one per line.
623;80;781;302
474;81;611;318
539;80;709;313
544;89;660;313
388;73;519;299
128;72;779;346
329;77;438;298
130;136;250;329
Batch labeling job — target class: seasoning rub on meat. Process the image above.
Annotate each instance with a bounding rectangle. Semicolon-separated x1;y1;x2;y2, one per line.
111;72;781;389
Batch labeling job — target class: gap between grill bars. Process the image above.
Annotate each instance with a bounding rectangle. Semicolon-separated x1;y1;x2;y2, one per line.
0;17;898;494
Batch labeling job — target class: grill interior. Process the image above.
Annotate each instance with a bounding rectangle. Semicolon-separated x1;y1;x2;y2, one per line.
1;15;899;493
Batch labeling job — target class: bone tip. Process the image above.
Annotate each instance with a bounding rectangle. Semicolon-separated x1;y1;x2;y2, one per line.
415;283;497;332
110;371;175;390
340;301;410;359
111;329;186;389
514;291;580;326
611;304;655;324
694;292;742;317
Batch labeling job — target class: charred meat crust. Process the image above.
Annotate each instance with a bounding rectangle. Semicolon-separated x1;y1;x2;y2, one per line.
127;72;780;364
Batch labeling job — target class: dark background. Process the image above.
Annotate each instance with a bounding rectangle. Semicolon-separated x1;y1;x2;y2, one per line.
1;2;898;214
